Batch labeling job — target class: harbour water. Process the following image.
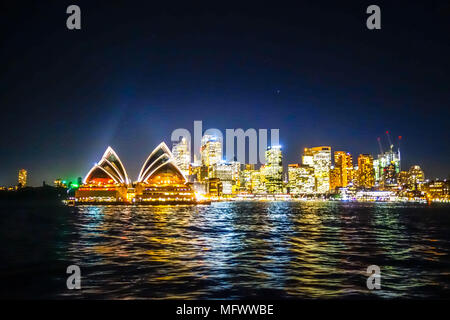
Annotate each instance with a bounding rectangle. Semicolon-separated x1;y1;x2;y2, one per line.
1;201;449;299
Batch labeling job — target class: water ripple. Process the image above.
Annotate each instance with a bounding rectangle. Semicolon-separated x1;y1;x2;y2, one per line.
3;202;448;299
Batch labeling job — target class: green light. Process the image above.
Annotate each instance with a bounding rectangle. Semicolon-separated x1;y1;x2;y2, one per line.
72;184;79;188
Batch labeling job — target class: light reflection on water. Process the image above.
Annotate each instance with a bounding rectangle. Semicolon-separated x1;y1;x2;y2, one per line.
55;202;450;299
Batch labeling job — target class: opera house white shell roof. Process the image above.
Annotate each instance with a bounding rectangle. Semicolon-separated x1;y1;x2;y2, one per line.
84;147;130;184
137;142;187;184
83;143;187;185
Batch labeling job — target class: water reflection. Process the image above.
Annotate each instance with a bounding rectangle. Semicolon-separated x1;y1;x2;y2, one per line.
57;202;450;299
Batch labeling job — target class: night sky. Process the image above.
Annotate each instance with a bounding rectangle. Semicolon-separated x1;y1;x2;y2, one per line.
1;1;449;186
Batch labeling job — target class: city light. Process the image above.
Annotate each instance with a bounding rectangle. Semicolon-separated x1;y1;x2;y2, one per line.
60;132;449;204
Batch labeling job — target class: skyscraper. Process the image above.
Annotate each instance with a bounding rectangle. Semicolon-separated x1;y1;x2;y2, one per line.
18;169;27;188
172;137;190;176
303;146;331;193
201;135;222;167
330;166;342;191
357;154;375;189
334;151;353;188
374;149;401;185
264;146;283;193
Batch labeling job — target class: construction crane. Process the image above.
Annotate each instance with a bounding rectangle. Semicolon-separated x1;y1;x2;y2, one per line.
385;131;394;151
377;137;384;155
398;135;402;171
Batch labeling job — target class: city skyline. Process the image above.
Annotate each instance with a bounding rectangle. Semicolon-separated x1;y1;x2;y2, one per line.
2;129;448;187
62;136;445;203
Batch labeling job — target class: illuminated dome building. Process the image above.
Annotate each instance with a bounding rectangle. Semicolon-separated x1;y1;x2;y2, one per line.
75;147;129;203
135;142;196;204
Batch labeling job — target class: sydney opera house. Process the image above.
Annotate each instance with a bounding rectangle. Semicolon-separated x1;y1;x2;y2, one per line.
75;143;198;204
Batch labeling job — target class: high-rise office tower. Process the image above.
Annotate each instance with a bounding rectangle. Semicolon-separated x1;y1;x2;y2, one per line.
201;135;222;167
303;146;331;193
330;166;342;191
172;137;191;176
374;149;401;185
357;154;375;189
18;169;27;188
264;146;283;193
334;151;353;187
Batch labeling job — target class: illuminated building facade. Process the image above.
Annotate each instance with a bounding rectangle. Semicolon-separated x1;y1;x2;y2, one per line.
334;151;353;187
288;164;315;194
189;163;208;183
422;180;449;202
251;169;266;194
382;164;398;189
172;137;190;177
230;161;241;184
205;160;241;195
407;165;425;191
264;146;283;193
238;164;256;193
201;135;222;167
18;169;27;188
302;149;314;167
330;166;341;191
398;171;409;188
374;149;401;186
303;146;331;193
239;168;254;193
207;178;222;198
356;154;375;189
211;161;233;194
